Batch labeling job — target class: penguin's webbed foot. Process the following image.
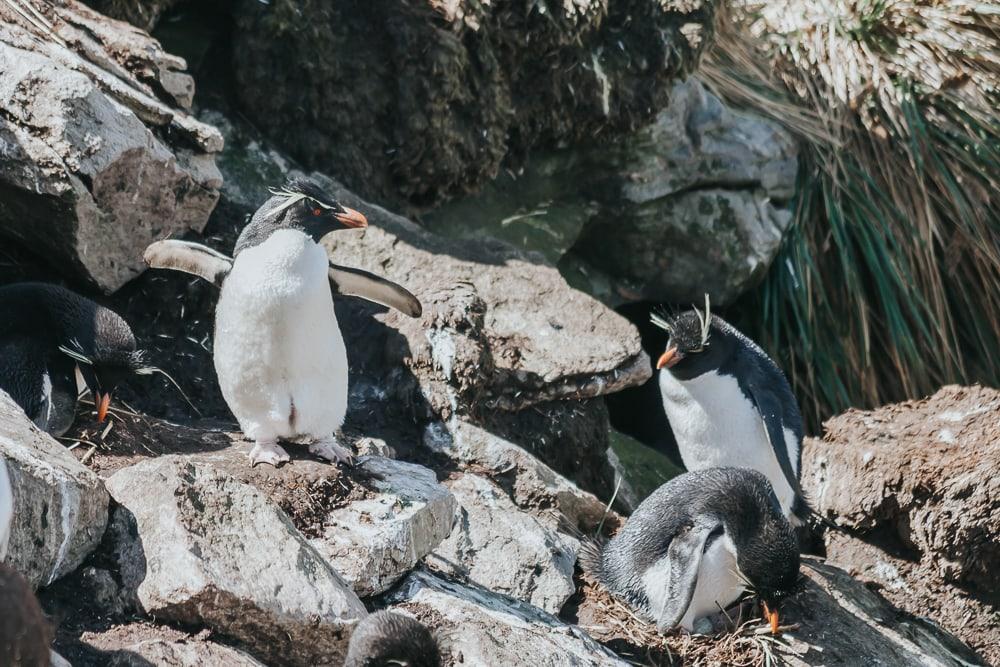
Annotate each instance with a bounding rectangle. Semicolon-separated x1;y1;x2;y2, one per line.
249;440;291;467
310;437;354;465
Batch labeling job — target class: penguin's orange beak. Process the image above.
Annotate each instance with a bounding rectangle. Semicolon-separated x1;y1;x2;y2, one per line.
96;393;111;423
763;601;780;635
656;346;682;369
334;206;368;229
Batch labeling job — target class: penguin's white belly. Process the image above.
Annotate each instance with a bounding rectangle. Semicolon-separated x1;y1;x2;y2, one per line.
0;458;12;560
642;534;744;632
659;370;797;517
214;230;347;442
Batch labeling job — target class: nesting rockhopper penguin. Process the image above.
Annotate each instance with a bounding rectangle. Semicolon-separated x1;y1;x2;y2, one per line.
652;297;812;524
343;610;442;667
0;283;147;436
585;467;800;634
144;178;422;467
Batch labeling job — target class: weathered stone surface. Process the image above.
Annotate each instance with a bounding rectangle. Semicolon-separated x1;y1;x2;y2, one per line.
573;77;797;305
312;456;456;597
423;417;617;533
0;391;108;588
388;569;626;666
83;0;184;32
105;456;366;666
802;384;1000;664
429;472;577;614
0;2;221;292
231;0;714;207
107;639;266;667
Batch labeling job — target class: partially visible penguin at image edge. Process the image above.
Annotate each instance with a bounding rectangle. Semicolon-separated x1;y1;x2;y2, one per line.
144;178;422;467
652;296;817;525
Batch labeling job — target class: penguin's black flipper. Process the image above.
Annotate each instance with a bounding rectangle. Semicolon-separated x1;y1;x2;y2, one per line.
744;380;803;503
0;338;77;436
653;520;722;632
143;240;233;288
328;263;422;318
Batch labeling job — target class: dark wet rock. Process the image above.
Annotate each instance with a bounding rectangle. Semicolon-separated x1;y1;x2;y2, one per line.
229;0;714;207
0;1;221;292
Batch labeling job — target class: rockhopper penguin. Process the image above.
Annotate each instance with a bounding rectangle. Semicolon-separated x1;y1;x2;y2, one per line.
343;610;442;667
144;178;422;467
652;298;810;524
0;283;147;436
585;467;800;634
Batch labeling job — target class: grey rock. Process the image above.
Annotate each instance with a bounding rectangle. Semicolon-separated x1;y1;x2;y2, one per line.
107;639;266;667
423;417;616;533
0;5;221;292
388;569;626;666
105;456;366;666
574;76;797;305
429;473;577;614
0;391;108;588
312;456;456;597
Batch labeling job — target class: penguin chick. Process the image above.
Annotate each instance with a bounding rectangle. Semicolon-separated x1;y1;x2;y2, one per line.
0;283;146;436
652;299;811;524
144;179;422;467
344;611;442;667
0;563;53;667
590;467;799;634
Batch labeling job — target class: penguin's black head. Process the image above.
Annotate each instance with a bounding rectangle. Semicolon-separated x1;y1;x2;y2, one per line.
343;610;442;667
650;298;734;379
734;503;801;635
59;312;147;423
234;178;368;255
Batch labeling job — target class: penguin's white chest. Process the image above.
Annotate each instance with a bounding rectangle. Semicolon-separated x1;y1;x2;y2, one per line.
213;229;348;442
659;370;797;516
642;534;744;632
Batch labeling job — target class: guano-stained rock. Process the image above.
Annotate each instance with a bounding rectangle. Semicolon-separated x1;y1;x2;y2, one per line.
0;391;108;588
105;456;366;666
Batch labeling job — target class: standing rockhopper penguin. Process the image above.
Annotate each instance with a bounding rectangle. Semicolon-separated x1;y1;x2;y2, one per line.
585;467;800;634
145;178;422;467
0;283;147;436
653;298;812;524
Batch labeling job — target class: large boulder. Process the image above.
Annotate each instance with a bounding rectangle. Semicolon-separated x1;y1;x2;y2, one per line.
105;456;367;666
230;0;714;207
106;638;266;667
311;456;457;597
802;384;1000;664
572;77;798;305
0;1;221;292
0;391;108;588
388;569;626;666
429;472;577;614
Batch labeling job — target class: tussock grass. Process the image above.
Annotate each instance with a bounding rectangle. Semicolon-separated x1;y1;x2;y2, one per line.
702;0;1000;424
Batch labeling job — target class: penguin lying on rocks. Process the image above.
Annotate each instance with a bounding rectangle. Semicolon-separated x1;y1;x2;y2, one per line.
0;283;147;436
144;178;422;467
584;467;800;635
652;298;812;524
344;610;442;667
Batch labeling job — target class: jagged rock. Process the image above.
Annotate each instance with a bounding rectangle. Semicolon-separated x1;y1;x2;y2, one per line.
230;0;714;207
428;472;577;614
423;417;618;533
105;456;366;666
0;1;221;292
802;384;1000;664
573;77;797;305
83;0;183;32
107;639;266;667
0;391;108;588
312;456;456;597
387;569;626;666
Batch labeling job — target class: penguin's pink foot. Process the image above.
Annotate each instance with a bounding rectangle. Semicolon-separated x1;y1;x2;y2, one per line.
249;440;290;467
310;437;354;465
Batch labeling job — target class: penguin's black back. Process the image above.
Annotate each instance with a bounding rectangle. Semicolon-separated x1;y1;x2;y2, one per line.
343;610;442;667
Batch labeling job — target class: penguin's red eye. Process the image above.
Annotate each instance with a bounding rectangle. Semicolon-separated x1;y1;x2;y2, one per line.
312;208;322;216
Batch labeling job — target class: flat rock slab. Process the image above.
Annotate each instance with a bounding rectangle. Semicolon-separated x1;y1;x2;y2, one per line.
311;456;456;597
0;391;108;587
388;569;626;666
429;472;577;614
105;456;367;666
106;638;265;666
